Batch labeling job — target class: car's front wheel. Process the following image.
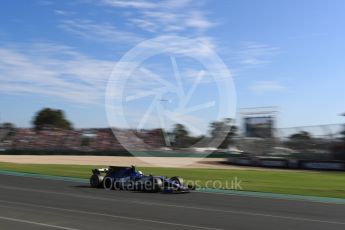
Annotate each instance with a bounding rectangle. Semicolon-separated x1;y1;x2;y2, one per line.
151;177;163;192
170;176;184;186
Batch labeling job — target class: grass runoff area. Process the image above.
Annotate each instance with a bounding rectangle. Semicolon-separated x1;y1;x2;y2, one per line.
1;162;345;199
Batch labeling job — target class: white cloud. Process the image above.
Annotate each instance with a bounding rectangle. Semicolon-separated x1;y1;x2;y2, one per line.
102;0;157;9
0;43;114;104
102;0;215;33
0;41;207;105
137;35;218;58
185;11;214;30
103;0;193;10
56;1;217;55
249;81;286;94
59;19;144;44
36;0;54;5
54;10;75;16
239;42;279;67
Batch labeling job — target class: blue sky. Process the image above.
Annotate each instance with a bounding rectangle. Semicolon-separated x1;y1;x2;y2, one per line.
0;0;344;133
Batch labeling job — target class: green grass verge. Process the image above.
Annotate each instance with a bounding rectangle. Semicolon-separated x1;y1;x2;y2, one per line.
1;162;345;198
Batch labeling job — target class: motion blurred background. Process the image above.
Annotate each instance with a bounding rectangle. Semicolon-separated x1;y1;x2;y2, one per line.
1;0;345;171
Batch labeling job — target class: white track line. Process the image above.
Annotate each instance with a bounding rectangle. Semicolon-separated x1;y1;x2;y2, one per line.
1;184;345;226
0;216;79;230
0;201;222;230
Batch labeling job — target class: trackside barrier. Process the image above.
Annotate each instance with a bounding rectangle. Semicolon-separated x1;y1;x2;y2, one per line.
299;161;345;171
227;157;253;166
227;157;345;171
257;158;289;168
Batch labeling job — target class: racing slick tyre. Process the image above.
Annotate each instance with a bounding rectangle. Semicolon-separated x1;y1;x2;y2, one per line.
103;176;114;190
170;176;184;186
90;174;104;188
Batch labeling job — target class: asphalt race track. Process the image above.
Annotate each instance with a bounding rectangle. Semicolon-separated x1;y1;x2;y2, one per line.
0;174;345;230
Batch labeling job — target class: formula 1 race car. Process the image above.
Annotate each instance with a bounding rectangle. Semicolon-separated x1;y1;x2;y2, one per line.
90;166;193;193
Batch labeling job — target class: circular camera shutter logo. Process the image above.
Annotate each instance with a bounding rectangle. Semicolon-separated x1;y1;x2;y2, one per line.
106;36;236;166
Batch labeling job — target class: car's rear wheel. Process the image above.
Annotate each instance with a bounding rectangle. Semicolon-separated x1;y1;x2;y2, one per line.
90;174;103;188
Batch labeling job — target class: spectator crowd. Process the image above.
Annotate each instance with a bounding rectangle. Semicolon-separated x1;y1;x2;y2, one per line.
0;128;165;151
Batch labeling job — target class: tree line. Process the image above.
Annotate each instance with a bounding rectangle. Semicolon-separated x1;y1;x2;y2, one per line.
1;108;345;150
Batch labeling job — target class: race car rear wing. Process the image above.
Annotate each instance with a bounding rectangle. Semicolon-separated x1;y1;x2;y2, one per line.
92;168;109;174
92;166;134;175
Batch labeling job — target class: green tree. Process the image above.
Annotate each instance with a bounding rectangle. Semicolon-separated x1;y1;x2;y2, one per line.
340;130;345;142
341;113;345;142
289;131;312;140
0;122;16;137
172;124;189;148
33;108;72;130
210;118;237;149
81;137;91;147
